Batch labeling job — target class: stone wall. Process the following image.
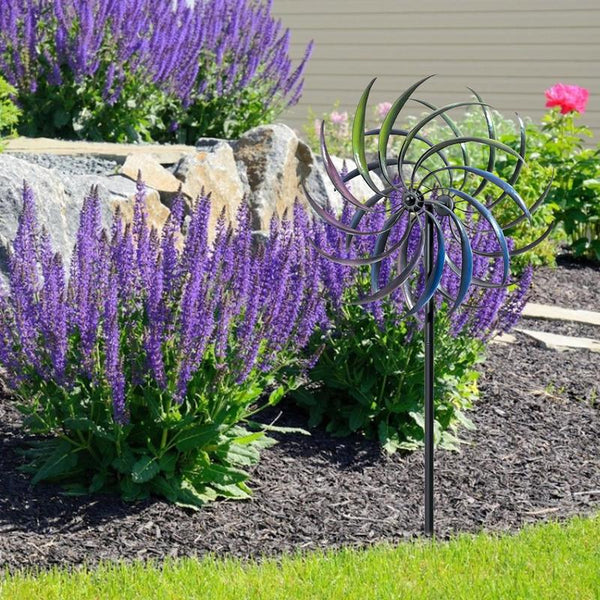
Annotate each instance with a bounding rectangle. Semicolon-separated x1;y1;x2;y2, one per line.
0;123;375;280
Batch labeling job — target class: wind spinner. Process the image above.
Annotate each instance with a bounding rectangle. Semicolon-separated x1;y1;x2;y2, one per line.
304;75;552;536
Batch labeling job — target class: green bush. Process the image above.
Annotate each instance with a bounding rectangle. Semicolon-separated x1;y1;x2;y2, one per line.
0;75;20;149
295;197;533;452
502;109;600;261
1;187;322;507
295;307;481;452
1;1;312;142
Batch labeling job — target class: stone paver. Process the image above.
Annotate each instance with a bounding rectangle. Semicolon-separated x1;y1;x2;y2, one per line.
513;328;600;353
522;302;600;327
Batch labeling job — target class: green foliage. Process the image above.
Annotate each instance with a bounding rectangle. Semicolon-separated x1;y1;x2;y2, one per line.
0;75;20;149
16;68;167;143
504;109;600;261
295;305;481;453
16;349;294;509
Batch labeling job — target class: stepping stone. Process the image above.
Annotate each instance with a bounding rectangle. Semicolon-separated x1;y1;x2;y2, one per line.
513;328;600;353
522;302;600;327
490;332;517;345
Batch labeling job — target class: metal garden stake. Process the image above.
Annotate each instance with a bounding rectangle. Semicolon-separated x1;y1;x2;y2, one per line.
305;75;552;536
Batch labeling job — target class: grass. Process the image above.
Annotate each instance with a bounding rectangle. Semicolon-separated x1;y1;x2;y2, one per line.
1;514;599;599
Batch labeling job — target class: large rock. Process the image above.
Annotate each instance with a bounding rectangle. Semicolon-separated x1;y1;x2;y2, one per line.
0;156;169;281
173;140;244;232
120;153;182;199
231;124;378;232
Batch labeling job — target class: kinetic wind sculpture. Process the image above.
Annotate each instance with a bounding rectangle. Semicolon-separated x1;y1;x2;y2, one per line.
304;75;552;536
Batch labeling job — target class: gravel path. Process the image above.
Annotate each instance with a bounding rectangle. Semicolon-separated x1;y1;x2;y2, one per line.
9;153;120;177
0;262;598;572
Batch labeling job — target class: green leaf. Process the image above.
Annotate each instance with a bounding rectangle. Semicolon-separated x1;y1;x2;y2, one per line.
212;482;252;500
158;452;178;474
174;423;220;452
31;440;78;485
63;417;94;432
53;108;70;128
89;472;106;493
348;407;368;431
131;455;160;484
267;386;286;406
120;477;147;502
195;463;248;487
111;449;136;474
175;478;218;509
150;475;179;503
216;443;261;467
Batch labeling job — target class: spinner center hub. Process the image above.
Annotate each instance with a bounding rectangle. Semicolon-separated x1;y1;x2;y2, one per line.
403;189;425;213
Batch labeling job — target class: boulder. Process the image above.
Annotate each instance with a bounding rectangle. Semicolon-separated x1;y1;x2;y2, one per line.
173;141;244;232
0;156;169;281
231;124;377;232
120;152;183;202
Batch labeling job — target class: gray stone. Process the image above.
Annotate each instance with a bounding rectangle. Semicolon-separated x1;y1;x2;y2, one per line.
232;124;334;231
0;156;169;282
173;142;244;235
521;302;600;327
514;328;600;353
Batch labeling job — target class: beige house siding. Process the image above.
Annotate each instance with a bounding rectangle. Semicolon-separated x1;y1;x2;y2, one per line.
272;0;600;138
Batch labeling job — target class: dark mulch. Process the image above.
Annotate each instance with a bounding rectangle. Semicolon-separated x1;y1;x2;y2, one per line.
0;264;599;572
529;254;600;310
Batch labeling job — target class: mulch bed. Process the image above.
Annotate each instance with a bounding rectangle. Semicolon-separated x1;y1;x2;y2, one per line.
529;254;600;310
0;259;599;572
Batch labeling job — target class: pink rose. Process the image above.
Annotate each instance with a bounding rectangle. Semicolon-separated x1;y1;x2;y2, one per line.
330;111;348;125
545;83;589;114
376;102;392;120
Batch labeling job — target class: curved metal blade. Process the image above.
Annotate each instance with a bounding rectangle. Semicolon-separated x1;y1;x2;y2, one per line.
447;186;511;284
378;75;437;188
410;137;523;189
475;221;555;258
353;216;424;304
433;205;473;311
403;213;446;317
500;176;553;231
320;121;377;213
302;181;399;237
487;114;527;209
411;98;470;182
397;101;490;189
370;210;411;290
422;166;532;222
353;78;384;195
468;88;496;198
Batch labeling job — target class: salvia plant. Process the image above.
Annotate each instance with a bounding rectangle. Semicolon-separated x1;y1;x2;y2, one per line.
0;0;313;142
0;181;326;507
296;184;532;452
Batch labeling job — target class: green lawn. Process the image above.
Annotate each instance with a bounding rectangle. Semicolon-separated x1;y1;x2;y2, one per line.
2;514;599;600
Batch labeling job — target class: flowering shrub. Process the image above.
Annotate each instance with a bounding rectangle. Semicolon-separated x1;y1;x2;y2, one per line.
545;83;589;115
500;85;599;260
295;188;532;452
0;0;312;142
0;75;20;149
0;182;325;506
